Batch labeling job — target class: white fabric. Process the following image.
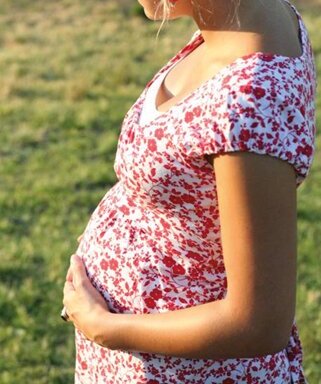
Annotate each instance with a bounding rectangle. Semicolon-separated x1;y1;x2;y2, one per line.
139;57;182;126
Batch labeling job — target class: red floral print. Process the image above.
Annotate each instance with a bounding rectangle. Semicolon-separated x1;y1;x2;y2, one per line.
99;259;108;270
155;128;164;140
184;111;194;123
253;86;266;99
148;138;157;151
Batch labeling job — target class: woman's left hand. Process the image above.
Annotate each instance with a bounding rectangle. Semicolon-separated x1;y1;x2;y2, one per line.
63;254;110;344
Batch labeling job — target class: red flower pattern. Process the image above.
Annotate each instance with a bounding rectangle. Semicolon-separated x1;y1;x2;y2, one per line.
109;258;118;271
155;128;164;140
148;138;158;152
150;288;163;300
253;86;266;99
145;297;156;309
100;259;108;270
184;111;194;123
74;1;316;382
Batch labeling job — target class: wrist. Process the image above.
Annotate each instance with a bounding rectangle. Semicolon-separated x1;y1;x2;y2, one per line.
93;310;126;350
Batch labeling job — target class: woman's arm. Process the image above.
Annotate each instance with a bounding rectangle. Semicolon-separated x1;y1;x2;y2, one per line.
93;151;297;360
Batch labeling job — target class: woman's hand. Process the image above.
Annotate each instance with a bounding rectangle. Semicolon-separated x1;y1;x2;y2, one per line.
63;254;110;344
77;233;84;243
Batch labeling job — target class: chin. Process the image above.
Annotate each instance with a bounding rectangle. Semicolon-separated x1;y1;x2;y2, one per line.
143;10;158;20
137;0;165;20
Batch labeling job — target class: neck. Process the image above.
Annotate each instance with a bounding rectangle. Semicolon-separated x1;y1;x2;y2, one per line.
192;0;280;58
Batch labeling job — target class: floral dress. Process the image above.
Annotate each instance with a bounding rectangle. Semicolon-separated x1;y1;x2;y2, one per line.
73;0;317;382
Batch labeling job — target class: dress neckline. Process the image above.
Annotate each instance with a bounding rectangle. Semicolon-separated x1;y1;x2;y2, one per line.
139;55;186;126
135;0;307;130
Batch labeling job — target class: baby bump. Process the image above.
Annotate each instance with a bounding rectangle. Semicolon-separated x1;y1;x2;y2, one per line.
73;180;227;315
72;189;149;313
76;224;226;318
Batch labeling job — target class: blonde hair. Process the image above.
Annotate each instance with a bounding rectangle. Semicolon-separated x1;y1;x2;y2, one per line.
155;0;172;40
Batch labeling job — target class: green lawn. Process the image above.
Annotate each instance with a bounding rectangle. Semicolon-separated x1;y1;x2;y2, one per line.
0;0;320;382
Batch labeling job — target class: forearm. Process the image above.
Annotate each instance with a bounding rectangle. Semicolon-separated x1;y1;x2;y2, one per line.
94;298;283;360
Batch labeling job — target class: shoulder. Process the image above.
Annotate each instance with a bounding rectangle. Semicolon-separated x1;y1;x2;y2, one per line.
211;53;308;95
203;53;316;124
185;54;316;187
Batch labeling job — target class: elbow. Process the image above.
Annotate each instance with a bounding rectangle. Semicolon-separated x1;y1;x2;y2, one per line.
253;331;290;357
225;300;293;358
245;317;292;357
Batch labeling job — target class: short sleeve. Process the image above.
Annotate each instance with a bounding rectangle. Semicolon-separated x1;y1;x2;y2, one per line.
184;56;316;188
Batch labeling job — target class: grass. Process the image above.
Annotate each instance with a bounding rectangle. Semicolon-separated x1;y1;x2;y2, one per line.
0;0;320;382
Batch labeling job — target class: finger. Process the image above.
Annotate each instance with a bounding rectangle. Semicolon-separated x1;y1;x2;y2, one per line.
77;234;84;243
66;265;73;283
70;254;88;288
63;280;75;297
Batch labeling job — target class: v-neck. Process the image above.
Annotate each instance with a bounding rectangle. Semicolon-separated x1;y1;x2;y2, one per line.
138;55;186;126
135;0;307;130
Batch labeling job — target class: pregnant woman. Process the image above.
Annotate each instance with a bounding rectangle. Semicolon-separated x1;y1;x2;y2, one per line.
62;0;317;382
